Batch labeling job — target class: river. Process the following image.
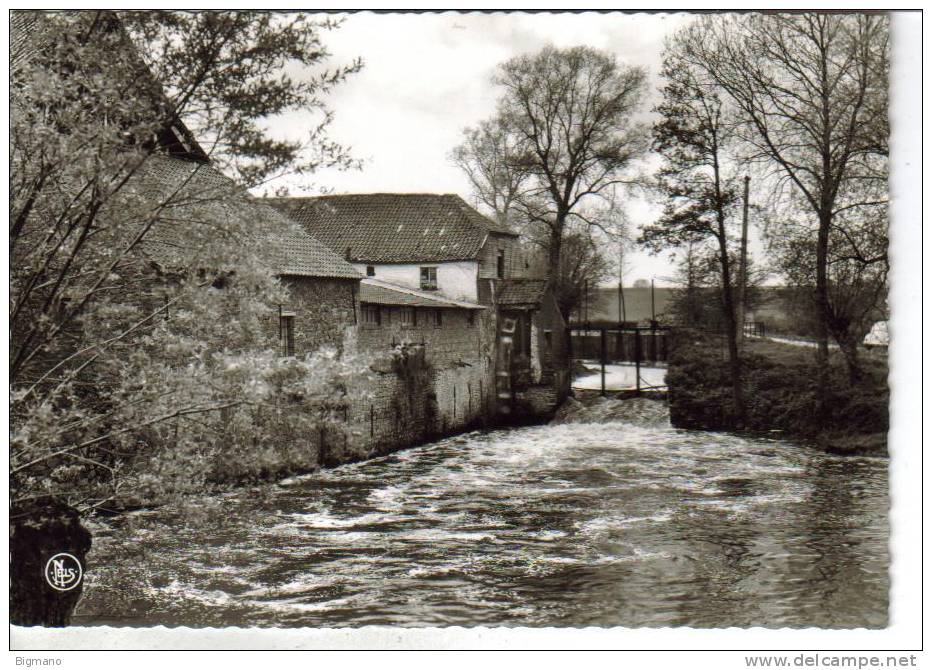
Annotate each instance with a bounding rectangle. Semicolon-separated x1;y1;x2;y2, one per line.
75;398;888;628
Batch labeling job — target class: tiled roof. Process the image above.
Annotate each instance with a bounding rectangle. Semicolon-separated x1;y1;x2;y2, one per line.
11;11;209;161
497;278;549;306
266;193;517;263
10;12;42;72
359;279;485;310
135;156;360;279
11;13;357;280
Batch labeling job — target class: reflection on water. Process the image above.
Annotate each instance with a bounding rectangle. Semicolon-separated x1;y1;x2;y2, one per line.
76;399;888;628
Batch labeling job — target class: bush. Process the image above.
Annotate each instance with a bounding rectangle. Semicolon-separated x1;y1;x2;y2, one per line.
667;330;888;454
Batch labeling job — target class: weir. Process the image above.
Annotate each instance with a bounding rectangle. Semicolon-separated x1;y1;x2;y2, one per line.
568;322;671;396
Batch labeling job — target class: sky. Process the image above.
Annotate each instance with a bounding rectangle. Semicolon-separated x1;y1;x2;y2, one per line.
268;12;731;286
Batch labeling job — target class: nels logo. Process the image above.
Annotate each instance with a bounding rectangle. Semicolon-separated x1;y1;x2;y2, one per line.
44;553;83;591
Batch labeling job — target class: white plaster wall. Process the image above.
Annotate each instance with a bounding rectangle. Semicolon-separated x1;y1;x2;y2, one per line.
353;261;479;302
530;321;542;383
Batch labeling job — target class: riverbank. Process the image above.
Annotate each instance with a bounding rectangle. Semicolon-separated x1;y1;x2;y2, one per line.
666;332;888;456
74;395;889;629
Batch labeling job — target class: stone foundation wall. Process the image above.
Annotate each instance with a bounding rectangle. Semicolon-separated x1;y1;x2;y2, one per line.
344;306;496;459
340;352;494;459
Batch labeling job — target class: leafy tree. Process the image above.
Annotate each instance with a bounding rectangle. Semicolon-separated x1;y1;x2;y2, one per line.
10;11;365;517
119;10;363;188
641;46;746;420
673;13;889;388
453;45;649;318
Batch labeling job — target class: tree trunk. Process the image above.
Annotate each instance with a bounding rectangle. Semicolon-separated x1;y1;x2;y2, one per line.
547;226;562;286
736;175;750;352
814;210;833;406
718;246;744;425
712;161;743;423
10;501;92;627
548;218;570;321
836;331;864;383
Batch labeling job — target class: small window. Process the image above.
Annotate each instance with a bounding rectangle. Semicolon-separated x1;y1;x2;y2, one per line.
366;265;375;277
362;304;380;326
434;309;443;328
467;311;476;328
420;266;438;291
280;313;295;357
496;250;505;279
399;306;416;326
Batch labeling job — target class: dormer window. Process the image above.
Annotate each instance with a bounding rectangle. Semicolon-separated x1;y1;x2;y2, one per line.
420;266;438;291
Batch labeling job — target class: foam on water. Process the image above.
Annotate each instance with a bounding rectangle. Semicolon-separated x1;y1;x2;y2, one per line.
78;398;889;629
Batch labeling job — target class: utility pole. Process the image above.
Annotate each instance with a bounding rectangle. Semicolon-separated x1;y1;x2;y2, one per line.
650;277;656;324
737;175;750;348
600;328;606;396
617;282;622;325
618;239;627;325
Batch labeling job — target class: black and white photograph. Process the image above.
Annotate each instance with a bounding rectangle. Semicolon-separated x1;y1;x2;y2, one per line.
7;5;922;655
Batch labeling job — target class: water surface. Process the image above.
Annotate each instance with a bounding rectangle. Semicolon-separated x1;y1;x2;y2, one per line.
76;399;888;628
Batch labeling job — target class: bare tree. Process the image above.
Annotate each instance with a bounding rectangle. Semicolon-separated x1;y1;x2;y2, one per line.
641;45;745;420
450;119;530;228
453;45;649;317
675;13;889;388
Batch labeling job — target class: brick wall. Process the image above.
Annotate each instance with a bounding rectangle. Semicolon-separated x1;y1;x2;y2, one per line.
268;279;506;467
277;276;358;355
356;306;487;365
343;304;497;457
342;354;494;457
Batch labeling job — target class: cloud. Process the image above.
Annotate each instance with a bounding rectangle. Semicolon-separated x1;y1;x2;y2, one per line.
266;12;698;281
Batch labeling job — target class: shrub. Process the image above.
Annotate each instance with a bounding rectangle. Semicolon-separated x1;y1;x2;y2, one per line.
667;331;888;453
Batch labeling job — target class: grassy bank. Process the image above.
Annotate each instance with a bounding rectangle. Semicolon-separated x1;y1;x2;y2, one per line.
667;331;889;456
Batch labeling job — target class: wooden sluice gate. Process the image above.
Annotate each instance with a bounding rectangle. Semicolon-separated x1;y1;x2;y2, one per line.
568;322;672;396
